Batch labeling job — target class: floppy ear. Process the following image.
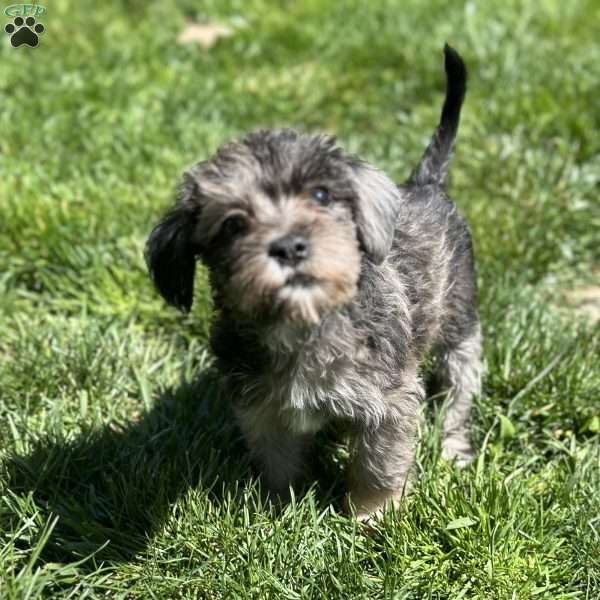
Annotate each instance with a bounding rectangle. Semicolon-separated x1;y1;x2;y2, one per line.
145;176;199;312
351;163;403;264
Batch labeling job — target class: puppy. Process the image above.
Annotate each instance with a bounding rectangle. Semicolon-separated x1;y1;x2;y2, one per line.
146;45;482;519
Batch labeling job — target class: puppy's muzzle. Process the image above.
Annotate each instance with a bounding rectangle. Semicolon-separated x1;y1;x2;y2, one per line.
269;233;310;267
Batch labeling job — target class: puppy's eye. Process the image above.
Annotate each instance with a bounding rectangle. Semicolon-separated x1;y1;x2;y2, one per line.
220;215;247;240
311;187;331;206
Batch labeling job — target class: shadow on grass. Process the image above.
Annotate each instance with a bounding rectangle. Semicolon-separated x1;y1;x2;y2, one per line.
3;369;347;565
4;370;243;563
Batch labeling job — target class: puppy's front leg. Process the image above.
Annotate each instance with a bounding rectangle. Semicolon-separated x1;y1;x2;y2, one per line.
235;405;311;499
347;378;424;520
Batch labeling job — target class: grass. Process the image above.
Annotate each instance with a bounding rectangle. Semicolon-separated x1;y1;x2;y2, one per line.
1;0;599;597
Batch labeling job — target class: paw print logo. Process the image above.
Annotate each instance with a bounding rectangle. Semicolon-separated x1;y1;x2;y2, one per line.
4;16;44;48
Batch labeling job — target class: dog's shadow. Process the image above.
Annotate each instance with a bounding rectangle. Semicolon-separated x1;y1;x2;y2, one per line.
4;369;347;565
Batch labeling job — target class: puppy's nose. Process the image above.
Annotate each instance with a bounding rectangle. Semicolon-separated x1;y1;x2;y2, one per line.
269;234;310;266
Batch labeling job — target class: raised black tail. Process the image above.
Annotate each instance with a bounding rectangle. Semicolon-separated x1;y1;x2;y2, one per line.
409;44;467;187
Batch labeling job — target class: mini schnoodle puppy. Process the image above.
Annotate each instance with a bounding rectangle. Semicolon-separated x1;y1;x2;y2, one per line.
146;44;482;520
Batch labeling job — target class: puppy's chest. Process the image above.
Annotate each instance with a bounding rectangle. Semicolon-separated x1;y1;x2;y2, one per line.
268;362;338;433
247;353;356;434
226;319;379;432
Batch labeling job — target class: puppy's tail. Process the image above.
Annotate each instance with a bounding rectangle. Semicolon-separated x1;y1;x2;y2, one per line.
409;44;467;187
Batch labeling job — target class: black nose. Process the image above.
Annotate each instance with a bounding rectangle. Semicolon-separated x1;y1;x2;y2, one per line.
269;234;310;266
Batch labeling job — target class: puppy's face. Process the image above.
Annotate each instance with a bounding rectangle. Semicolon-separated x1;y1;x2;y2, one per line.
146;130;402;325
199;176;361;325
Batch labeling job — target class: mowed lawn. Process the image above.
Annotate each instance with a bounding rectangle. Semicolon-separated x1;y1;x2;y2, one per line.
1;0;599;597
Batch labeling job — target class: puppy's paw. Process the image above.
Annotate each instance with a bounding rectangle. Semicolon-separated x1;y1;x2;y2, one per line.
442;433;475;467
344;488;405;523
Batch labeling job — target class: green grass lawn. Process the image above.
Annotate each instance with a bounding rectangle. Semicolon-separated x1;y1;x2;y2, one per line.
1;0;599;597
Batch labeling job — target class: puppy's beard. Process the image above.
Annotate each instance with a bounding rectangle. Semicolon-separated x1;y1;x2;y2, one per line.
226;259;357;326
275;279;328;325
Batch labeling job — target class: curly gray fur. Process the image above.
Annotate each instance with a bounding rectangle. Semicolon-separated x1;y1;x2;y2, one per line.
145;45;482;519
